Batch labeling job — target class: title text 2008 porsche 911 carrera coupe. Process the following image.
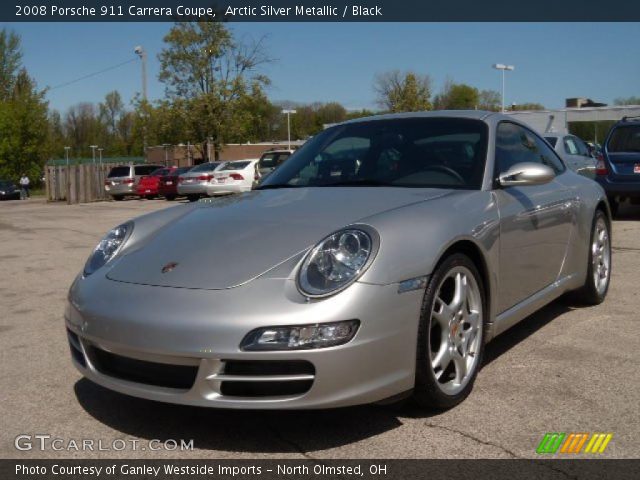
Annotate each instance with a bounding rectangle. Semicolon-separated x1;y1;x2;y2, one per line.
65;111;611;409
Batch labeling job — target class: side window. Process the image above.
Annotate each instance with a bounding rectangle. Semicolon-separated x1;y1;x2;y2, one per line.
573;137;590;156
496;122;565;174
564;137;579;155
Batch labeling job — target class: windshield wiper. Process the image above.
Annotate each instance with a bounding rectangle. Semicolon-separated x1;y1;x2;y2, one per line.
255;184;301;190
316;179;390;187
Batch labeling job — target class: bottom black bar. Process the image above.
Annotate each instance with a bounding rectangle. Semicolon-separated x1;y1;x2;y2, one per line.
2;459;640;480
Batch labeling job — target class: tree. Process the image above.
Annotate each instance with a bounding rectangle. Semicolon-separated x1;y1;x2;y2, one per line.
158;21;272;155
478;89;501;111
99;90;124;137
435;83;479;110
0;30;49;182
374;70;432;112
0;29;22;101
614;96;640;106
513;102;545;111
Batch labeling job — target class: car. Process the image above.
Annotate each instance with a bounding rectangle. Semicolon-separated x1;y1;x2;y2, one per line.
104;164;164;201
176;162;225;202
205;159;260;196
66;111;611;410
158;166;193;201
544;133;596;177
595;116;640;215
136;167;179;199
0;180;21;200
257;149;294;178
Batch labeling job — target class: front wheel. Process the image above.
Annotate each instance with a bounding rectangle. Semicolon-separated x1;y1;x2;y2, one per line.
413;253;485;409
573;210;611;305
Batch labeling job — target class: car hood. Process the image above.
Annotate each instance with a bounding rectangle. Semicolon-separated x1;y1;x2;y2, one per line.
106;187;451;290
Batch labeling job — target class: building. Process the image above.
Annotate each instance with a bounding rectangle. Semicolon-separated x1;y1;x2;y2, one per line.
566;98;608;108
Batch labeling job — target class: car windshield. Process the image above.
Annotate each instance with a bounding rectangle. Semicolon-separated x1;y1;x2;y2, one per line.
189;162;221;173
220;161;251;171
150;168;170;176
259;118;488;189
607;125;640;153
545;137;558;147
0;181;13;188
134;165;162;176
108;166;130;178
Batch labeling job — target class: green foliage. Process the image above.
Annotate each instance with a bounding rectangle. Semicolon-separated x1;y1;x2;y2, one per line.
568;121;615;144
614;96;640;106
513;102;545;111
0;29;49;182
434;82;479;110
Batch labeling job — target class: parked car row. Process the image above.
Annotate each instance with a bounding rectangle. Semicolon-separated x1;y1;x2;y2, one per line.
104;148;294;202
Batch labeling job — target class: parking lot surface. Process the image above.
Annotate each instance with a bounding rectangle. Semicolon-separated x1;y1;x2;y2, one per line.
1;197;639;459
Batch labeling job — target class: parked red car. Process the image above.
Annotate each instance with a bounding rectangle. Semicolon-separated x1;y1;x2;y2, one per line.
136;167;178;199
158;166;193;201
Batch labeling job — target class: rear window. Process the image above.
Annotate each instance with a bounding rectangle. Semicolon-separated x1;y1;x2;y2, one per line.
544;137;558;147
220;161;250;171
171;167;192;176
190;162;221;173
150;168;170;177
608;125;640;153
108;166;131;178
135;165;162;176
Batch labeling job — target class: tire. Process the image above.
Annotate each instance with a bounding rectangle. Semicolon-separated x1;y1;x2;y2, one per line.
413;253;486;409
164;195;176;201
573;210;611;305
112;195;124;201
145;195;156;200
187;194;199;202
607;196;619;218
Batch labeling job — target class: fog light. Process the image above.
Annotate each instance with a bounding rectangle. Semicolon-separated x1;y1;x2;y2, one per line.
240;320;360;351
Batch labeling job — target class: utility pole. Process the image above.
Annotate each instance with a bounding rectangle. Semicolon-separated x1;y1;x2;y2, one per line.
135;46;148;155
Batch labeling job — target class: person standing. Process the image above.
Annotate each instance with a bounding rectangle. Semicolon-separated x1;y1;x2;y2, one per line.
19;173;30;199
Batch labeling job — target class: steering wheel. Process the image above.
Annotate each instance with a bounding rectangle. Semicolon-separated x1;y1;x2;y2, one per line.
421;165;465;184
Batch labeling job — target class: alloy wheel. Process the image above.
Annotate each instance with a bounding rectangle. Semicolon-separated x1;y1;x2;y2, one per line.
592;216;611;296
429;266;483;395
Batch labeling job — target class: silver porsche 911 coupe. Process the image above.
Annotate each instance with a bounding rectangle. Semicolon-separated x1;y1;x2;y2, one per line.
66;111;611;409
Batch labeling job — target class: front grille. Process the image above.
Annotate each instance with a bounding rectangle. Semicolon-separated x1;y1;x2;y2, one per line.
86;346;198;390
217;360;315;398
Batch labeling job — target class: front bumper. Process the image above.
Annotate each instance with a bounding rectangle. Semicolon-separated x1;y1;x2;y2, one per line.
65;274;423;409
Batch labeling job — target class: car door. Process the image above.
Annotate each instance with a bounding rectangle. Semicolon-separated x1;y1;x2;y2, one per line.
563;136;594;175
493;122;575;312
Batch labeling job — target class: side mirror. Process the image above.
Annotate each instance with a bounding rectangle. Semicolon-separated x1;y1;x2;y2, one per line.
498;162;555;187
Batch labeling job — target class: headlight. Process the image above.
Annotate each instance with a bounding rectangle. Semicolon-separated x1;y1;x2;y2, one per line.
83;222;132;276
297;226;378;297
240;320;360;351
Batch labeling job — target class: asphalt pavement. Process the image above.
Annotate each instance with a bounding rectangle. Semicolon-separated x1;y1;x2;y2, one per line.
1;197;638;459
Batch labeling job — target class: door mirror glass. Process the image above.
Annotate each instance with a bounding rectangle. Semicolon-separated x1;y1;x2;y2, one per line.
499;162;555;187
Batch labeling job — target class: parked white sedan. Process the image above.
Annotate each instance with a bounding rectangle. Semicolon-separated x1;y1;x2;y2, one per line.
206;159;259;196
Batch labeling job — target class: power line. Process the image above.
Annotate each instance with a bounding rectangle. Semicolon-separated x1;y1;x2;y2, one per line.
48;58;137;91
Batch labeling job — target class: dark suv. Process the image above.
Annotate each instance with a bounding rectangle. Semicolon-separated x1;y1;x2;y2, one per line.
595;116;640;215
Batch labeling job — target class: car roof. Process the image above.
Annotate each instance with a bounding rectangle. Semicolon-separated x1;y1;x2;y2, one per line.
340;109;501;126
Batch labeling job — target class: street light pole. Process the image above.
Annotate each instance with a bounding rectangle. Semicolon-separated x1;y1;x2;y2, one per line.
89;145;98;164
64;146;71;204
492;64;515;113
281;109;297;150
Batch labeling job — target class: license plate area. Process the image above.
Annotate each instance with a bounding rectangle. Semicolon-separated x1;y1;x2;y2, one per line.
634;164;640;174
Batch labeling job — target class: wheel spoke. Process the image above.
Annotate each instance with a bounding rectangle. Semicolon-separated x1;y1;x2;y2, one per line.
452;273;468;310
432;296;454;329
452;350;467;383
431;347;451;380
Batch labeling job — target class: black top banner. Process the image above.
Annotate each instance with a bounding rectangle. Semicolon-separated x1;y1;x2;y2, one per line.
5;0;640;22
